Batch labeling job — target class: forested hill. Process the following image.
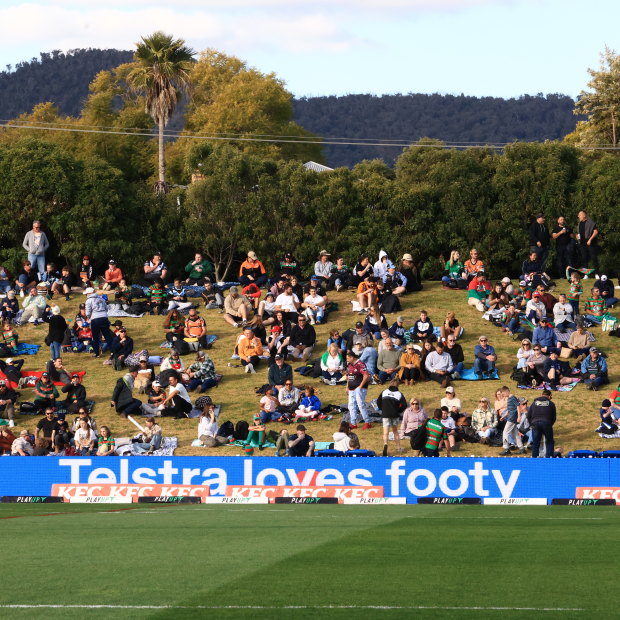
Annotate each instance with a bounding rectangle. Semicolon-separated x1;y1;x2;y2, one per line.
0;49;579;168
293;93;580;168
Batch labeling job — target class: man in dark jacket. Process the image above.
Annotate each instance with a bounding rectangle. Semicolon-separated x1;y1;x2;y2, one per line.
111;367;143;417
445;335;464;379
529;213;550;268
267;354;293;389
287;315;316;362
526;389;556;458
377;378;406;456
0;380;17;425
61;373;87;414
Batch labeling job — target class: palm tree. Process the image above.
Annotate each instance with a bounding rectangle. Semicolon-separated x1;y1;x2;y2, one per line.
127;32;195;193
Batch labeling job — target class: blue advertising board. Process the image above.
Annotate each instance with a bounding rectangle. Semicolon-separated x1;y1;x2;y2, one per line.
0;457;619;503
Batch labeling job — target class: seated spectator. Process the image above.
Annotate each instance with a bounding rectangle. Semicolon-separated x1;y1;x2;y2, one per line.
2;291;20;322
522;344;546;387
167;279;193;313
0;358;24;385
197;397;228;447
141;252;167;286
161;375;192;418
36;407;60;450
345;321;372;351
62;373;87;414
274;252;300;280
131;417;162;454
388;316;406;347
101;260;123;291
0;425;16;454
276;379;300;414
440;407;457;451
51;266;76;301
327;328;346;355
440;311;462;341
400;253;422;293
321;343;345;384
442;250;465;288
373;250;391;281
333;421;359;451
441;386;461;415
287;424;315;456
11;428;34;456
39;263;60;294
425;341;453;388
581;347;609;391
239;251;267;288
163;309;185;343
237;326;263;374
185;251;213;285
314;250;333;285
467;271;491;311
287;314;316;362
161;352;184;374
500;276;515;297
77;255;95;288
302;285;326;325
269;276;288;300
521;250;544;284
71;407;97;434
0;380;16;426
111;327;134;369
532;317;559;355
329;256;351;291
45;357;71;388
187;350;218;393
583;288;606;323
535;284;557;317
377;338;401;384
15;260;38;297
113;279;133;311
356;275;378;313
18;287;47;325
268;354;293;389
553;293;576;331
445;334;464;379
293;385;321;420
350;255;373;288
384;265;407;296
400;397;427;440
111;367;143;418
464;248;485;281
147;279;167;316
594;275;617;308
242;282;262;311
141;380;166;416
266;325;285;361
184;308;209;349
410;309;434;342
274;283;301;323
472;396;498;444
288;275;304;301
486;282;508;312
525;291;546;324
2;319;19;353
377;328;399;354
474;335;497;379
96;426;116;456
258;292;276;325
201;281;224;310
258;387;283;424
568;324;591;358
74;418;97;456
543;350;573;390
0;263;12;294
364;306;388;340
34;372;58;411
398;343;421;386
516;338;534;369
597;398;620;434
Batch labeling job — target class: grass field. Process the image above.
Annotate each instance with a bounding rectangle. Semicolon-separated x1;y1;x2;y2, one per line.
10;280;620;455
0;503;616;619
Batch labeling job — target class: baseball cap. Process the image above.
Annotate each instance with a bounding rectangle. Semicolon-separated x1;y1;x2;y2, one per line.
5;358;12;364
274;354;283;360
41;372;49;377
113;320;123;327
196;351;205;358
355;321;364;328
319;249;331;256
518;397;528;404
83;287;94;295
152;381;161;388
247;251;257;260
397;316;404;323
0;380;6;386
71;373;80;379
445;386;455;393
108;259;116;265
346;350;359;358
501;277;511;284
590;347;599;353
402;253;413;261
229;286;238;294
271;325;282;333
139;355;147;361
533;292;540;297
601;275;608;281
83;255;90;260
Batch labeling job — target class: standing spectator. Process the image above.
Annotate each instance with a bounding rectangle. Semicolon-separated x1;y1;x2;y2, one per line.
551;216;573;278
142;252;168;285
377;378;406;456
424;409;450;457
111;367;143;418
425;341;453;388
581;347;609;391
527;389;556;457
101;260;123;291
239;251;267;288
185;251;213;285
473;336;497;380
43;305;67;361
314;250;333;285
346;350;371;430
85;287;115;358
529;213;550;268
472;397;498;444
499;387;525;455
22;220;49;278
576;210;599;271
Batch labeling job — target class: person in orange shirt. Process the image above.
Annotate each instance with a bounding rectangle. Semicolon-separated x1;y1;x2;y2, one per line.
238;327;264;374
356;276;378;312
239;251;267;288
463;248;485;282
101;260;123;291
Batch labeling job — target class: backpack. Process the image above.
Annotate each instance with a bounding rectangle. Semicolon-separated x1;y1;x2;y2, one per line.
234;420;249;441
409;420;428;451
217;420;234;439
172;338;191;356
510;366;525;384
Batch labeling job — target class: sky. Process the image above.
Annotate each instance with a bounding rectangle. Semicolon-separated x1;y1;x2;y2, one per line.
0;0;618;99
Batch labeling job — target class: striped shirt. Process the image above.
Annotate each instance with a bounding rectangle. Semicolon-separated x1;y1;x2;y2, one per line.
425;418;446;451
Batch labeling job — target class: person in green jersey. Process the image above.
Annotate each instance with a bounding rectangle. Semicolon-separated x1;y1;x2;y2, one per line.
424;408;451;457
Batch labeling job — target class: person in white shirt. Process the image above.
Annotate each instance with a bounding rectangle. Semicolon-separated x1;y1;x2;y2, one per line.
274;283;300;322
373;250;390;280
333;421;359;452
314;250;333;284
11;429;33;455
302;286;326;325
162;375;192;419
74;419;97;455
525;292;546;324
516;338;535;369
197;396;227;447
440;386;461;414
553;293;576;331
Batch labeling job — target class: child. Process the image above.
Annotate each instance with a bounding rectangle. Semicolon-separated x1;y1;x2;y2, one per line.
51;266;76;301
1;291;19;322
114;279;132;310
2;319;18;353
244;414;265;451
259;387;282;424
597;399;620;434
73;317;93;352
568;271;582;317
440;406;457;451
294;386;321;420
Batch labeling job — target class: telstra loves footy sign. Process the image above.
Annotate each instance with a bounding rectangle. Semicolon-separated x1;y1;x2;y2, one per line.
0;457;618;503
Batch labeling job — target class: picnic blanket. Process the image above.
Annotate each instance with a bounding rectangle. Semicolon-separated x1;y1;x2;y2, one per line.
160;335;218;348
107;308;146;318
115;436;178;456
597;429;620;439
19;399;95;416
517;379;580;392
1;369;86;390
460;367;500;381
13;343;40;356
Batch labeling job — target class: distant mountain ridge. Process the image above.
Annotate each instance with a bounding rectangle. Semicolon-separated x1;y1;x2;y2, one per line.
0;49;579;168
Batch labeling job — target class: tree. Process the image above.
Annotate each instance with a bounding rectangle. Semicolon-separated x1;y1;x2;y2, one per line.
127;32;195;193
572;46;620;147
